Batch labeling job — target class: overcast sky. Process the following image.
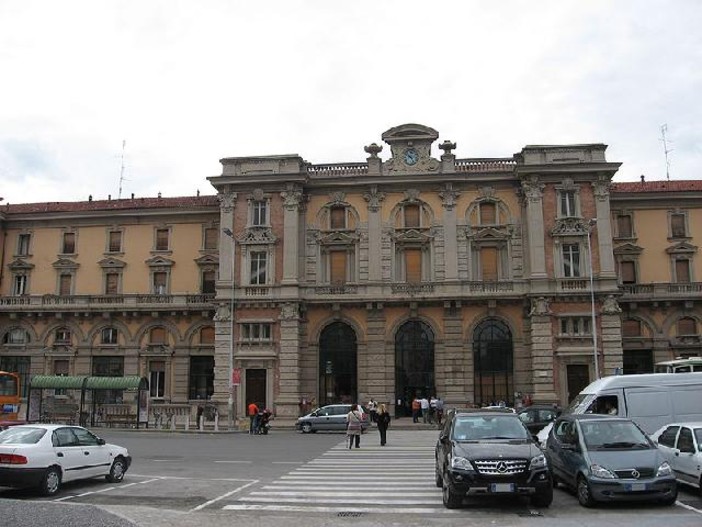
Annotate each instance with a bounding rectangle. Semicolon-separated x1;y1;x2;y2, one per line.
1;0;700;204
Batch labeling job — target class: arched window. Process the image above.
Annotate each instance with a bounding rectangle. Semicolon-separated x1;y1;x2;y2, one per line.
395;320;435;417
473;319;513;406
319;322;357;405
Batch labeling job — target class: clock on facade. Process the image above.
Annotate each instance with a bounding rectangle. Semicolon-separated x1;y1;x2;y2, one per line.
403;148;419;166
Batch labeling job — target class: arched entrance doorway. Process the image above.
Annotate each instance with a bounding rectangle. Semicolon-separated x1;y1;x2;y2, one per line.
473;318;513;406
319;322;357;406
395;320;435;417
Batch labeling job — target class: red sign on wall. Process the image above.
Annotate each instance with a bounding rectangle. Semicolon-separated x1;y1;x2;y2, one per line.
232;368;241;386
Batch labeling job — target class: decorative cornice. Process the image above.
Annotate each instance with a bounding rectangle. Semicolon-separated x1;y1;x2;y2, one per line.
281;185;303;211
521;176;544;202
363;186;385;212
439;183;459;210
550;217;588;237
238;227;277;245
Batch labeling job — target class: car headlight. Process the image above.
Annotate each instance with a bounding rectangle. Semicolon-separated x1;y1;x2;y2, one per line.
450;455;473;471
530;454;548;469
656;461;673;477
589;464;616;479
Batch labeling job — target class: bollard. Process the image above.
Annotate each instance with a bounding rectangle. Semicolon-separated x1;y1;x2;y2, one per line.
214;413;219;432
184;414;190;431
170;413;176;431
199;415;204;431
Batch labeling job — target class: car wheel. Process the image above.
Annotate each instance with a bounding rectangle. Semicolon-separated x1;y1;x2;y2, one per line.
40;466;62;496
442;477;462;509
300;422;313;434
435;465;443;488
106;457;127;483
531;485;553;508
577;476;596;508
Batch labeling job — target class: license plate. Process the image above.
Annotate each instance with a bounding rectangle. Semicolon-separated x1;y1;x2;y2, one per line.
490;483;515;493
626;483;647;492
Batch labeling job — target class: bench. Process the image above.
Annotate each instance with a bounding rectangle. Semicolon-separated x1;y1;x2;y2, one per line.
98;404;137;428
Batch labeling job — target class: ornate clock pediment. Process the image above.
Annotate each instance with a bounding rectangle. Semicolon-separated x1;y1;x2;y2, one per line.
238;227;277;245
381;123;440;173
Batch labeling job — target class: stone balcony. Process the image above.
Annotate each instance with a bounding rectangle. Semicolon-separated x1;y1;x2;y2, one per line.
0;293;216;314
619;282;702;302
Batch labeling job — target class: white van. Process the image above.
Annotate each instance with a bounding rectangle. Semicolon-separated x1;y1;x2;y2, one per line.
538;372;702;444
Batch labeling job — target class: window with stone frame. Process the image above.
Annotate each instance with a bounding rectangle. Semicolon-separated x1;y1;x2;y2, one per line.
155;228;170;251
480;246;499;280
328;249;348;284
62;232;76;254
559;190;578;218
615;213;634;239
673;258;691;283
17;233;31;256
152;271;168;294
249;250;268;285
54;359;69;376
92;356;124;404
199;326;215;344
562;244;582;278
13;274;28;296
330;206;347;230
559;317;592;336
59;273;73;296
101;327;119;345
393;199;432;283
189;356;214;400
3;328;29;345
150;360;166;398
105;272;120;294
108;230;123;253
241;322;272;343
622;319;642;338
252;200;268;226
620;260;637;284
670;212;688;238
677;317;697;336
403;204;420;228
479;202;497;225
203;227;218;250
55;327;72;345
149;327;167;345
201;269;216;294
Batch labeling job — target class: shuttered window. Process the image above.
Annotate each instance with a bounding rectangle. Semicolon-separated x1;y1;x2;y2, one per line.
678;317;697;336
150;327;166;344
480;247;499;280
62;233;76;254
108;231;122;252
200;326;215;344
153;272;167;294
202;270;216;294
330;251;347;284
59;274;72;296
621;261;636;284
675;259;691;283
404;205;420;228
155;229;170;250
105;273;119;294
203;228;218;250
671;214;686;238
617;215;633;238
330;207;346;229
54;360;70;376
622;319;641;337
480;203;496;225
405;248;422;283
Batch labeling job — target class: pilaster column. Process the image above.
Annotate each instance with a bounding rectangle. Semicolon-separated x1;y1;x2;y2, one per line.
592;178;616;278
281;185;303;284
529;297;558;404
363;186;385;282
600;295;623;376
521;177;547;279
276;303;302;418
217;192;237;282
439;183;459;280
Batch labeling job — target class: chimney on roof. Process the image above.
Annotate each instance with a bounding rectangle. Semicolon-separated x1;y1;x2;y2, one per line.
197;190;200;197
158;192;162;198
131;193;134;199
89;195;93;202
108;194;111;200
640;175;645;182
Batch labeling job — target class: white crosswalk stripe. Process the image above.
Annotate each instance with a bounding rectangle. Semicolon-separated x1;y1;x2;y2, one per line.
223;430;457;514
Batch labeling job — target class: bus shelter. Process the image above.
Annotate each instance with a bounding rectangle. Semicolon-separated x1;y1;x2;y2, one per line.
27;375;149;429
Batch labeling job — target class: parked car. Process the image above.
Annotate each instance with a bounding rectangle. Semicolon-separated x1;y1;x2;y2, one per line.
435;409;553;509
650;421;702;495
518;405;561;434
545;414;677;507
0;424;131;496
296;404;369;433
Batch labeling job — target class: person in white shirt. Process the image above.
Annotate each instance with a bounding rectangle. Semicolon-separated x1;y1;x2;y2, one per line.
420;397;430;423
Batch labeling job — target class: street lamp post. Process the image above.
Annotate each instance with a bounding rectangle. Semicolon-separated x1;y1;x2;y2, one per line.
222;228;236;429
586;218;600;380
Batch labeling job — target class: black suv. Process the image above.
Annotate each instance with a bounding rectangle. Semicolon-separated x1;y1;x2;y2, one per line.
435;409;553;509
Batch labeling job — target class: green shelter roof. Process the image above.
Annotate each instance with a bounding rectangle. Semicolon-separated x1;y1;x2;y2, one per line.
30;375;148;391
30;375;86;389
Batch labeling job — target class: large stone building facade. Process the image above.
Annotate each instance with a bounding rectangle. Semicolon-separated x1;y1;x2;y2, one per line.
1;124;700;423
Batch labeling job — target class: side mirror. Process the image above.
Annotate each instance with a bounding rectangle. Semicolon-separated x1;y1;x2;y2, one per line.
532;434;540;443
97;438;106;445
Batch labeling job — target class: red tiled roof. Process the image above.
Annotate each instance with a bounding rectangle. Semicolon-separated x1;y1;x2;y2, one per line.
611;180;702;193
3;195;218;214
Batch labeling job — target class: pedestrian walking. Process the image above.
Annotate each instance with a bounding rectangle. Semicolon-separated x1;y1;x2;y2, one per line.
376;403;391;446
346;403;364;449
247;401;259;434
420;396;430;423
368;398;378;423
411;397;421;423
435;396;444;427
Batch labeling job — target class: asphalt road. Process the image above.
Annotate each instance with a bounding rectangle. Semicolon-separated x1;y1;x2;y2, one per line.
1;428;701;527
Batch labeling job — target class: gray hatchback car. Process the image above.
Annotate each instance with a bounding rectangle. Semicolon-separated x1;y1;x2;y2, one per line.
545;414;677;507
296;404;369;433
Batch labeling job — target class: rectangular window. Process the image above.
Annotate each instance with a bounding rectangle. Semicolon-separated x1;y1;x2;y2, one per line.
562;244;581;277
155;228;170;251
560;317;592;336
241;323;272;343
54;359;70;376
203;227;218;250
330;251;347;284
671;213;686;238
616;215;633;238
105;272;119;294
13;275;28;296
675;259;691;283
330;206;346;229
59;274;72;296
189;356;214;400
55;328;71;344
621;261;636;284
250;251;267;285
4;328;27;344
17;234;31;256
101;327;118;345
404;205;420;228
153;272;168;294
92;356;124;404
108;231;122;252
560;191;577;217
405;248;422;283
150;361;166;398
480;202;496;225
202;270;216;294
252;201;267;226
480;247;499;280
62;232;76;254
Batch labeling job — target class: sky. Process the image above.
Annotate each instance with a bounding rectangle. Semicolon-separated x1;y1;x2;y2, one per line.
1;0;700;205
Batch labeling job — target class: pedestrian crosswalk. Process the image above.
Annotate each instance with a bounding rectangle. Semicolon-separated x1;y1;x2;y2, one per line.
223;430;453;514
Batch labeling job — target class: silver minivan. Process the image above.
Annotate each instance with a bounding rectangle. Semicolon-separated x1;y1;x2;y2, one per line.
296;404;369;433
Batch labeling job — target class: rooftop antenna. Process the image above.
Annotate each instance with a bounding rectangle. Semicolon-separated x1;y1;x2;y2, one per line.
660;124;672;181
118;140;129;199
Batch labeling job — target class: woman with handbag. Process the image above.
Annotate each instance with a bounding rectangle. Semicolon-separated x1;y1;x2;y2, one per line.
346;404;364;449
376;403;391;446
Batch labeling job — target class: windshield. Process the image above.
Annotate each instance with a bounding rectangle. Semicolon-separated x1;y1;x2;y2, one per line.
452;415;529;441
563;393;596;415
0;427;46;444
695;428;702;447
579;420;651;450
